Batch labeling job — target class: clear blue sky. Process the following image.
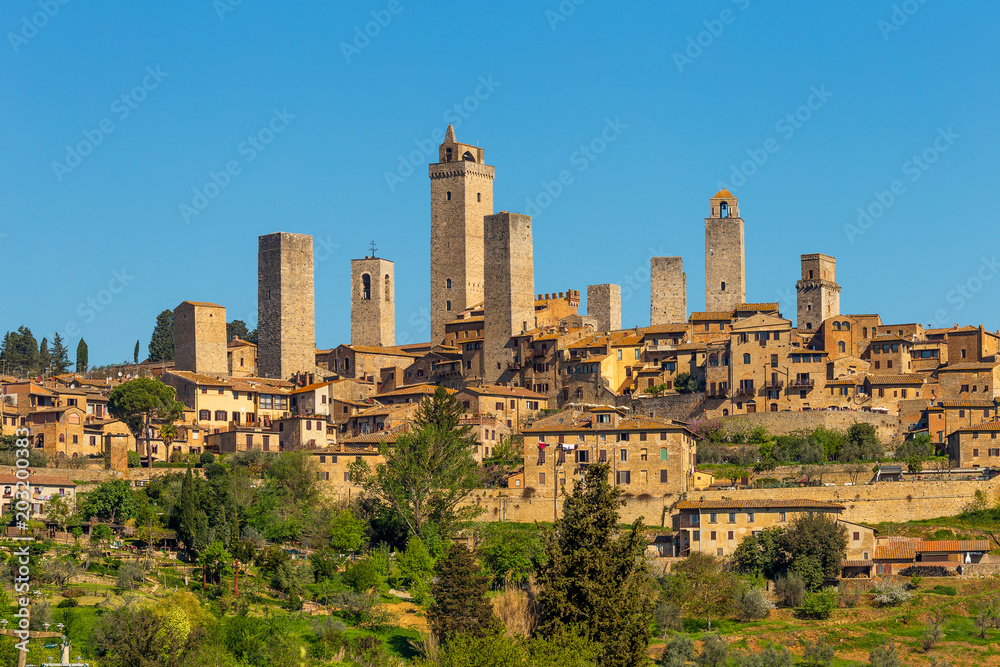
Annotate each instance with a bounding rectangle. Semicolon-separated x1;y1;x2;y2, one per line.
3;1;998;366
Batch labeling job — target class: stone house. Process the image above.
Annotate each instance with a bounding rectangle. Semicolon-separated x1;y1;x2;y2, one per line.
455;385;546;433
947;421;1000;467
0;473;77;519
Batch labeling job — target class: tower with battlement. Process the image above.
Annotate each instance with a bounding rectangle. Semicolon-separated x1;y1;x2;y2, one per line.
796;253;841;332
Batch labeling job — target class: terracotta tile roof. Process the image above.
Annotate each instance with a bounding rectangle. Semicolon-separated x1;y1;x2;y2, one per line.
447;315;484;324
675;499;844;511
535;332;564;341
342;433;399;445
343;344;419;357
866;374;926;386
841;560;874;567
461;385;547;400
940;400;996;408
290;382;329;394
826;378;862;386
939;362;1000;371
611;335;643;347
638;324;690;335
953;422;1000;433
166;370;232;386
377;383;445;398
869;335;912;344
916;540;990;552
0;474;76;487
228;338;256;348
179;301;223;307
676;343;707;352
689;312;732;322
874;543;916;560
734;303;779;311
566;336;605;349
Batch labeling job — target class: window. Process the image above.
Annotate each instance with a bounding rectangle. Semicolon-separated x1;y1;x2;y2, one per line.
218;386;224;394
620;449;627;462
599;449;607;462
577;449;589;463
727;531;734;541
446;300;451;311
747;512;754;522
779;512;787;521
660;448;668;461
640;448;648;461
616;470;631;484
539;472;546;485
660;470;669;483
446;278;452;289
973;448;979;457
710;531;717;541
721;281;726;291
199;410;210;421
838;341;846;353
446;191;452;200
693;531;700;541
617;349;623;361
709;513;717;523
214;410;227;421
728;513;736;523
853;532;860;541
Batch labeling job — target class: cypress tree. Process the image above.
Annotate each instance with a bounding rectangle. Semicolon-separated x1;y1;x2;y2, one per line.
134;340;140;364
148;309;175;362
428;543;495;643
76;339;89;374
50;333;71;374
536;463;656;667
38;338;51;374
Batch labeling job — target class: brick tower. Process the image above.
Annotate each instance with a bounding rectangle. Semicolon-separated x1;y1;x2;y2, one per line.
258;232;316;379
351;247;395;347
650;257;687;324
173;301;228;377
705;188;745;312
796;253;841;332
484;211;534;385
429;124;494;344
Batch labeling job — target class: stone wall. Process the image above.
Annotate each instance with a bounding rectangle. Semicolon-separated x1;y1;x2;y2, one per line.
717;411;900;443
626;393;706;422
350;257;395;347
483;212;533;385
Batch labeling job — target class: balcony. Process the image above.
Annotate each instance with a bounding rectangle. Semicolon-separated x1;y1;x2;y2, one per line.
734;386;757;398
790;378;816;388
763;379;785;390
507;362;521;370
706;387;729;398
647;344;678;352
679;515;701;529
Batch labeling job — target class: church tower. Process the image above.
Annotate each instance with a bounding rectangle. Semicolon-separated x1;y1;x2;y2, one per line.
704;189;745;312
351;245;395;348
429;125;494;344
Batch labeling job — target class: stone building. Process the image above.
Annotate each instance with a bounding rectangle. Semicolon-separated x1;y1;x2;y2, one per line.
947;421;1000;467
258;232;316;380
650;257;686;325
483;211;534;385
795;253;841;333
705;189;745;312
173;301;228;377
429;125;494;344
351;255;395;347
227;337;257;378
587;284;622;332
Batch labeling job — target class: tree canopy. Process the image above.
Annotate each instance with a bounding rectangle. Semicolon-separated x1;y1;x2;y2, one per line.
148;309;175;362
107;378;184;469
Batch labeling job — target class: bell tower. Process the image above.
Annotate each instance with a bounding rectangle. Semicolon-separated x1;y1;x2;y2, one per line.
429;125;494;344
704;188;745;312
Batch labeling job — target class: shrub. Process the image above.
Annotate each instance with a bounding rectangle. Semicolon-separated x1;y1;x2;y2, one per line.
737;586;774;621
930;585;957;596
774;572;806;608
522;487;536;499
800;588;838;619
899;565;953;577
62;587;85;598
697;634;728;667
869;640;900;667
802;637;835;666
908;576;923;590
342;557;380;594
872;580;913;607
199;451;215;466
127;450;140;467
839;590;860;608
56;598;78;608
659;634;695;667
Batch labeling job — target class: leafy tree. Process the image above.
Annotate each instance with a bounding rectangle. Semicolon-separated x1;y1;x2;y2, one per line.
148;309;175;362
773;572;806;607
802;637;836;666
479;524;545;586
246;328;258;344
343;557;381;593
667;552;738;630
349;387;484;538
800;588;838;619
697;634;728;667
737;586;774;621
326;508;367;553
781;513;847;590
76;338;89;373
116;561;145;591
841;422;883;461
396;534;435;602
428;543;495;643
81;480;135;523
868;640;900;667
44;494;78;532
658;635;695;667
227;320;250;340
50;333;71;374
536;462;655;667
0;326;38;375
674;372;701;394
134;340;140;364
732;526;784;579
107;377;184;470
92;603;193;667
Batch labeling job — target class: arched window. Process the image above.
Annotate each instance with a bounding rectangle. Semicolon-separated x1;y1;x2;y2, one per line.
59;433;65;443
446;278;452;289
477;192;482;202
843;321;851;331
721;281;726;292
462;151;475;162
361;274;371;300
743;353;751;364
838;341;846;353
709;353;718;367
720;202;729;218
384;274;391;301
446;191;452;201
445;147;453;162
723;409;729;416
833;322;841;331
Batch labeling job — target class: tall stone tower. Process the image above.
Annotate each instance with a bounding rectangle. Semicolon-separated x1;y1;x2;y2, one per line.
429;124;494;344
484;211;534;385
587;284;621;332
173;301;227;377
704;189;746;312
351;251;395;347
651;257;687;324
796;253;841;332
258;232;316;379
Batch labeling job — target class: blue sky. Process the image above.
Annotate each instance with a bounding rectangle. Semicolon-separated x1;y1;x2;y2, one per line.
2;1;998;366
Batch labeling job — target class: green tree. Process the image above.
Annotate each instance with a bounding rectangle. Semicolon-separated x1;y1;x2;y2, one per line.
76;338;89;373
81;480;135;523
50;333;71;374
134;340;140;364
227;320;250;340
428;543;495;643
349;387;484;538
668;552;738;631
674;372;701;394
39;337;51;374
479;524;545;586
536;462;655;667
148;309;175;362
327;509;367;553
0;326;39;375
732;526;784;579
107;377;184;470
802;637;835;666
44;494;77;532
800;588;838;619
177;466;208;555
396;534;435;602
869;640;900;667
841;422;883;461
780;513;847;590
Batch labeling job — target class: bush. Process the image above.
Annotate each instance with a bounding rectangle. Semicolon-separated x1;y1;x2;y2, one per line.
199;451;215;466
802;637;835;666
800;588;838;619
659;634;694;667
872;580;913;607
908;576;923;590
899;565;953;577
930;585;957;596
737;586;774;621
62;587;85;598
56;598;78;608
522;487;536;499
869;640;900;667
697;634;728;667
342;557;380;594
774;572;806;607
126;450;140;467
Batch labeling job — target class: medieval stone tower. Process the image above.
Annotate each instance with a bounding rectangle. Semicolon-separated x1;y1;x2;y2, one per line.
351;252;395;347
587;284;621;332
650;257;687;324
705;188;746;312
429;124;494;343
173;301;227;377
258;232;316;379
796;253;841;332
484;211;534;385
